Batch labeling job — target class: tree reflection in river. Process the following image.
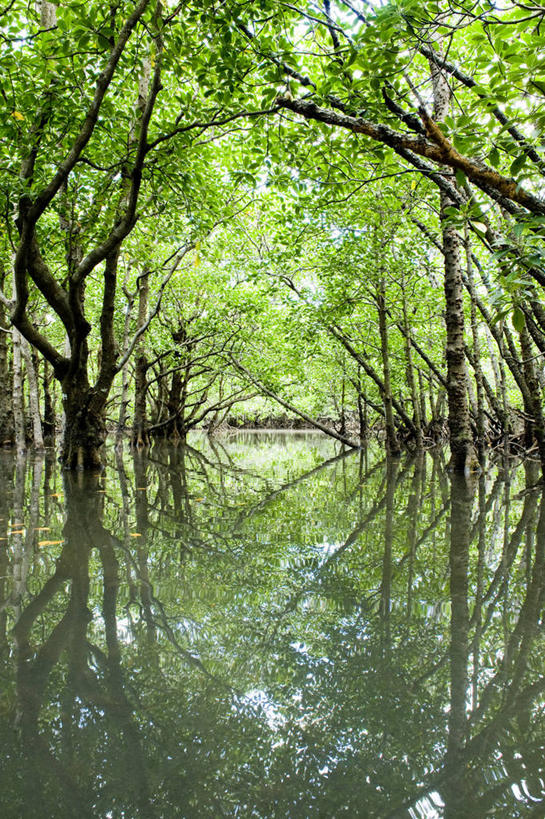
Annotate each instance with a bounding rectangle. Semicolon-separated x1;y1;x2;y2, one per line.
0;434;544;817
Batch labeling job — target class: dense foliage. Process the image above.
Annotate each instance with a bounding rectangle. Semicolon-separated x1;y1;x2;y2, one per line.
0;0;545;470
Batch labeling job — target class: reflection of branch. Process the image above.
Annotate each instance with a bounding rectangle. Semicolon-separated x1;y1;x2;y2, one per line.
261;456;414;646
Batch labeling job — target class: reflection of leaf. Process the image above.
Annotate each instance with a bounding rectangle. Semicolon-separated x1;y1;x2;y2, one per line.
38;540;64;546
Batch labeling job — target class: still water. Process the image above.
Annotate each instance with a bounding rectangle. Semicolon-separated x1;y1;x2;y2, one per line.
0;432;544;818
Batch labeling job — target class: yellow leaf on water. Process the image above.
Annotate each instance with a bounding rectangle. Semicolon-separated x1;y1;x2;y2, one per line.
38;540;64;547
34;527;50;531
129;532;142;538
195;498;204;502
50;493;62;498
11;110;25;121
9;530;24;535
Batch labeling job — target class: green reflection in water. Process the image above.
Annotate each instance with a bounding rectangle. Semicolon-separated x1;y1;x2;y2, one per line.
0;433;544;817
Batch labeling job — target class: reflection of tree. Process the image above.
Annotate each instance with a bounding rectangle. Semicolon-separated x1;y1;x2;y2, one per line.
10;472;154;817
1;441;545;816
443;473;474;819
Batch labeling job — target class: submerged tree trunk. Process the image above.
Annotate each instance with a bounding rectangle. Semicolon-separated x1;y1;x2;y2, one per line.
431;58;478;473
61;350;109;470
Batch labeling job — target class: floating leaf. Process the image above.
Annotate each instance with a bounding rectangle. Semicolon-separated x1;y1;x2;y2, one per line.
34;527;51;531
38;540;64;546
11;110;24;121
129;532;142;537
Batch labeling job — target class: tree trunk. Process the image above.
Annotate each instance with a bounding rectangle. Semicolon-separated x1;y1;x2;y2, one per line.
0;296;14;445
132;271;150;448
12;327;26;455
377;280;400;456
165;369;183;440
464;229;486;457
42;360;56;444
61;366;107;469
401;290;423;448
21;339;44;450
519;322;545;467
431;58;478;473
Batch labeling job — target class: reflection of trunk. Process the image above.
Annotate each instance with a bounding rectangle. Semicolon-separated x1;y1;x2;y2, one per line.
406;454;424;616
443;473;474;818
13;469;153;813
133;451;155;637
379;457;398;656
99;529;153;815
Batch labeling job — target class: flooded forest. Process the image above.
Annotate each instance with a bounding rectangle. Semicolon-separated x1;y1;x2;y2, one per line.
1;0;545;816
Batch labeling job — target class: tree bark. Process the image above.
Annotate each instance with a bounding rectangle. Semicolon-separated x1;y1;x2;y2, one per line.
0;294;14;445
377;280;400;456
401;289;423;447
431;58;478;473
21;339;44;450
12;327;26;455
131;271;150;448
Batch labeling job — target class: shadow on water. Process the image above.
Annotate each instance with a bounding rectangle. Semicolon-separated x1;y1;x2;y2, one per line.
0;435;544;817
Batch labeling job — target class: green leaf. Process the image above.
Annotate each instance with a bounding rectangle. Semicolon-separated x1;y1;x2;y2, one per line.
512;306;525;333
488;147;500;168
510;154;527;176
455;169;466;188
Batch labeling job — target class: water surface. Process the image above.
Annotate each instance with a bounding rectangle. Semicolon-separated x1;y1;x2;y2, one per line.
0;433;544;817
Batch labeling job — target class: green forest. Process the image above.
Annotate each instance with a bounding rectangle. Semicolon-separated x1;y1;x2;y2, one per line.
2;0;545;471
